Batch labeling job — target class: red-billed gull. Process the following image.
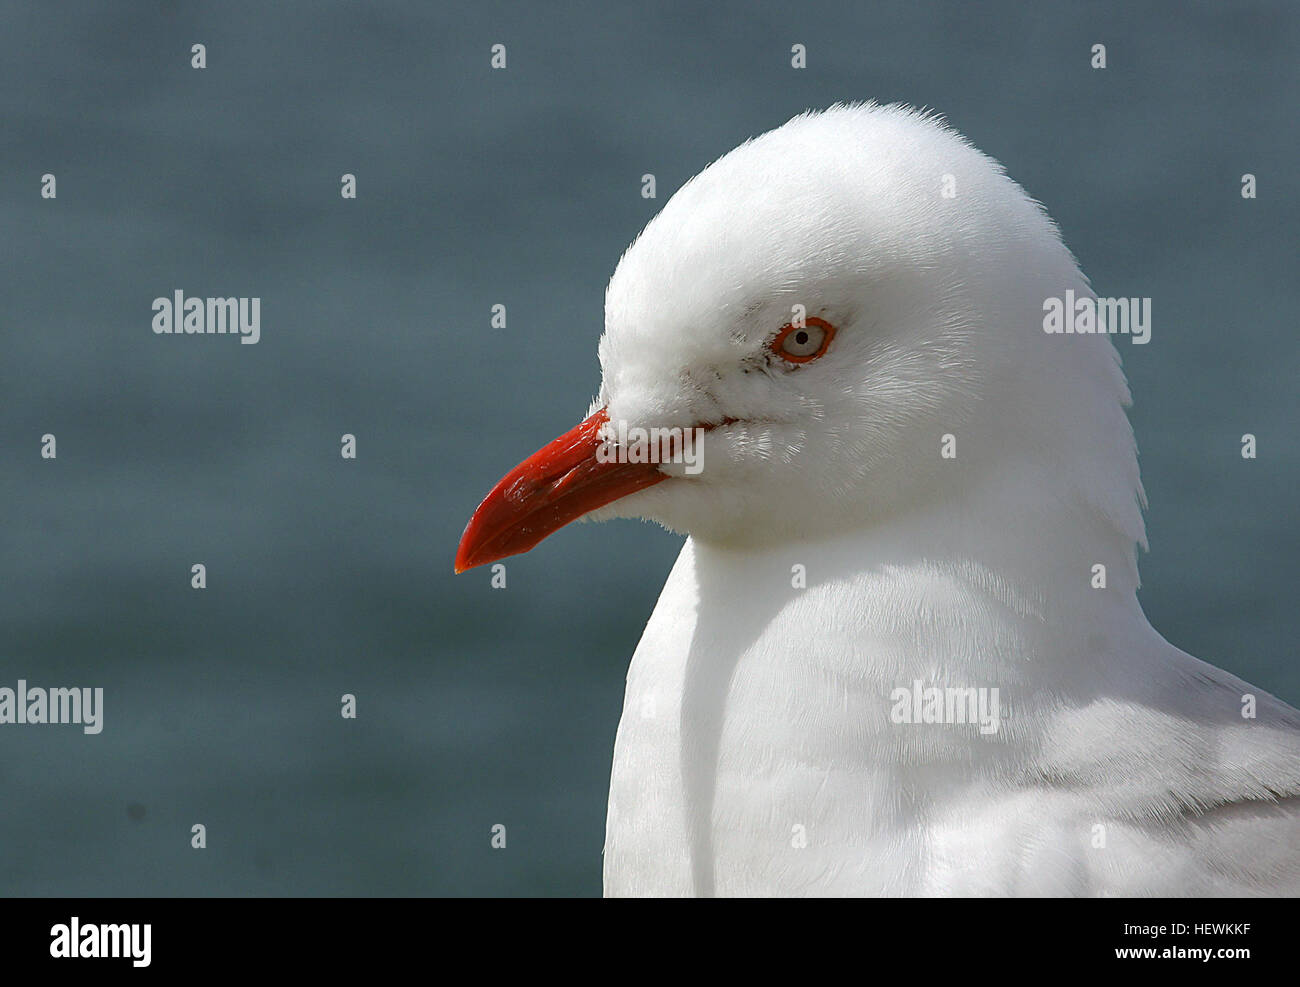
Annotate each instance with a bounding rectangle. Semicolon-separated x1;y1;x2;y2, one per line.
456;103;1300;897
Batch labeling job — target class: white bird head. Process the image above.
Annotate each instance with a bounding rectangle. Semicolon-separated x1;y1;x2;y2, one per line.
457;103;1145;573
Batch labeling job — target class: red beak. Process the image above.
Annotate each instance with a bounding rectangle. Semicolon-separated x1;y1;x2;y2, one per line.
454;409;668;573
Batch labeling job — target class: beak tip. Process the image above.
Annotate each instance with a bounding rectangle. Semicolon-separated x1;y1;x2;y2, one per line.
452;547;475;575
455;534;497;573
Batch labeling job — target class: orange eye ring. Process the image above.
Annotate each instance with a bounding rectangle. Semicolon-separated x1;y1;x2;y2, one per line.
770;316;836;363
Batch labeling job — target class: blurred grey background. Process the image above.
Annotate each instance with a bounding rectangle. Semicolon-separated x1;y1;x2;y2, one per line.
1;1;1296;896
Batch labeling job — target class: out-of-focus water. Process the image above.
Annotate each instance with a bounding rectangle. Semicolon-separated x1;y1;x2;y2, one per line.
1;1;1296;895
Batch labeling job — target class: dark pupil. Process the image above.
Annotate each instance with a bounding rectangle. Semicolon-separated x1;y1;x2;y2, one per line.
794;331;809;345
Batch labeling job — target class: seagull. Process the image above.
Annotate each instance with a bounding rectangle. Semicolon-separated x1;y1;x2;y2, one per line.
455;103;1300;897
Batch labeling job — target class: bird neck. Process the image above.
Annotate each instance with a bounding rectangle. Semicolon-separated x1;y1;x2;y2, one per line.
688;460;1153;692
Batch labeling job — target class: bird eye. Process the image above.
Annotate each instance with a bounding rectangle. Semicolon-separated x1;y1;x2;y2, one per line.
770;316;835;363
